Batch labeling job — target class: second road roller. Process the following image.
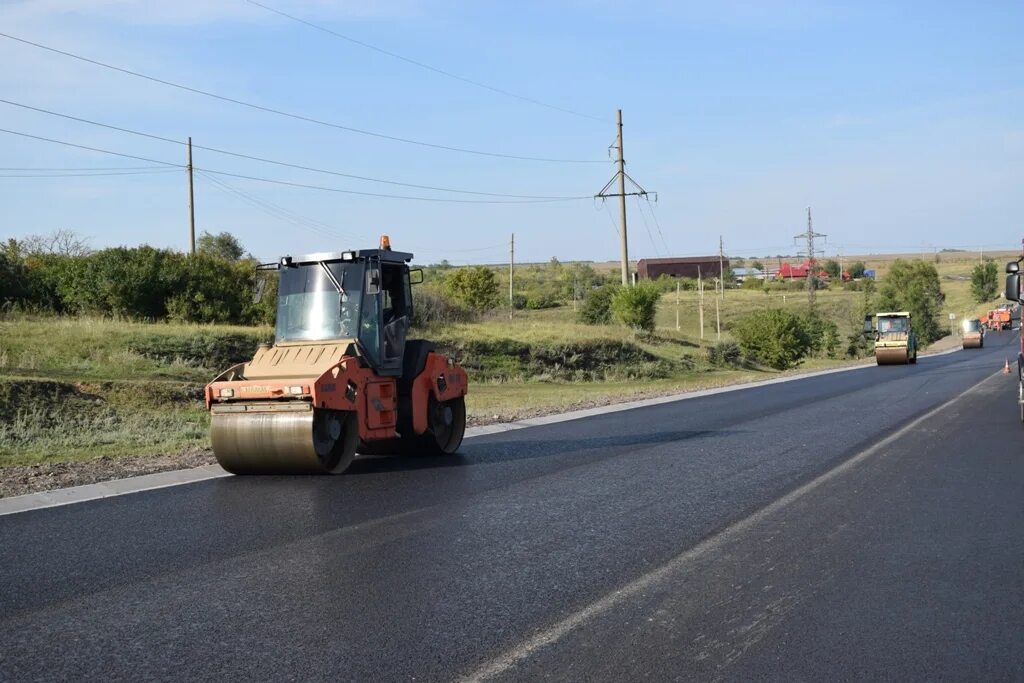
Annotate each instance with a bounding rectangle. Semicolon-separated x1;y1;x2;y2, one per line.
205;237;468;474
873;311;918;365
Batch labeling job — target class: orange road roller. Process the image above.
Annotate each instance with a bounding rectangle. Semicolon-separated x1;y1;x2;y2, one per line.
205;237;468;474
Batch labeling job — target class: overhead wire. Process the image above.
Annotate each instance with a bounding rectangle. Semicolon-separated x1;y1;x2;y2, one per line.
0;32;608;164
0;98;591;199
633;195;662;257
245;0;608;124
0;127;592;204
0;168;179;178
641;197;671;254
199;176;509;257
599;200;620;238
198;170;363;242
0;165;168;171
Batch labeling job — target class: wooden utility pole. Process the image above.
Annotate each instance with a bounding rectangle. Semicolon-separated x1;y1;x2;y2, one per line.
715;292;721;340
595;109;654;286
675;280;681;331
187;137;196;255
509;233;515;320
698;266;705;340
719;235;725;298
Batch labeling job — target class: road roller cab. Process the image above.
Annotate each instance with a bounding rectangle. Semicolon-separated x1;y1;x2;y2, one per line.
205;237;468;474
873;311;918;365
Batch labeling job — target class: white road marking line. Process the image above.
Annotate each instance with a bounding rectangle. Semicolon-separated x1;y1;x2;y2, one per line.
457;371;997;682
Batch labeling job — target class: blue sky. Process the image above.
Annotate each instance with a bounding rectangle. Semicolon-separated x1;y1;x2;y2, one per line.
1;0;1021;264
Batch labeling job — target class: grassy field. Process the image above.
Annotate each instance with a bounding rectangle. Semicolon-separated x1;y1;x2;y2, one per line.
0;249;1009;469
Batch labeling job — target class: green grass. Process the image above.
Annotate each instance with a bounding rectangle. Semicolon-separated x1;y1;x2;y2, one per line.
0;378;208;466
0;316;273;382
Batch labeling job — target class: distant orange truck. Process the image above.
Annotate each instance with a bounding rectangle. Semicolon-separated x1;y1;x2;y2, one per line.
988;308;1012;331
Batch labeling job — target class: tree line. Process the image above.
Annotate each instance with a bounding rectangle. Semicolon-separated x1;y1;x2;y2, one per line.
0;231;274;324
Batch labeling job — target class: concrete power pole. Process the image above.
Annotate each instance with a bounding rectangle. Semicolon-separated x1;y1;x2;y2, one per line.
187;137;196;256
616;110;629;286
595;109;654;286
794;207;826;308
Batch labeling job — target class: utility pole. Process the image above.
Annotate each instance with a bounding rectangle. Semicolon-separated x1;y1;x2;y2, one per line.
794;207;826;308
616;110;628;286
675;280;681;331
698;266;705;340
715;284;721;340
573;268;579;313
187;137;196;255
595;109;655;286
509;233;515;320
719;235;726;298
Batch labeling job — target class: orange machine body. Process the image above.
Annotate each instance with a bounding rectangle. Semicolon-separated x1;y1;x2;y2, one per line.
206;350;467;444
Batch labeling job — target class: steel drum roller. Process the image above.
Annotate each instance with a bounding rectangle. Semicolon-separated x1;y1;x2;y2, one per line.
211;402;356;474
875;347;909;365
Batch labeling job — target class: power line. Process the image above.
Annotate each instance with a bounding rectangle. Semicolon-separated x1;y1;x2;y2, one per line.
201;167;585;204
0;31;607;164
203;172;516;254
0;165;167;171
0;127;591;204
0;98;590;199
198;170;361;242
0;169;179;178
0;127;182;167
633;195;662;257
600;201;620;238
641;197;671;254
246;0;607;124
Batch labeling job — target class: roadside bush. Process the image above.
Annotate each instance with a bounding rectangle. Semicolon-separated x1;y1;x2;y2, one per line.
166;256;255;324
578;284;619;325
705;340;742;367
611;282;661;332
444;266;500;313
0;248;32;308
800;311;841;358
732;309;811;370
970;260;998;303
525;294;560;310
411;289;476;327
740;277;765;291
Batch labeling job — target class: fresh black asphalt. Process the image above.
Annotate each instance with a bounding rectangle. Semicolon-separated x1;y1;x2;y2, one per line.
1;331;1021;681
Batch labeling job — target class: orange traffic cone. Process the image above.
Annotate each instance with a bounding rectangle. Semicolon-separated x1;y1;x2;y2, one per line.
1004;359;1011;375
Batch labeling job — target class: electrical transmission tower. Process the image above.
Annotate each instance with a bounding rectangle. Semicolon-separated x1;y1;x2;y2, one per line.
595;109;656;285
794;207;826;307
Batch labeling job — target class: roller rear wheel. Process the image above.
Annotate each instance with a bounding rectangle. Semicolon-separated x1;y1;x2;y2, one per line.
420;395;466;455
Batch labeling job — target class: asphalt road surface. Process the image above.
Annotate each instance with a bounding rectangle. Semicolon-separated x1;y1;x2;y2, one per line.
2;332;1022;682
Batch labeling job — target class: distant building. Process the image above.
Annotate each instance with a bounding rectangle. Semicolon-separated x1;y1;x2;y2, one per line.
777;260;829;280
732;267;765;282
637;256;729;280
